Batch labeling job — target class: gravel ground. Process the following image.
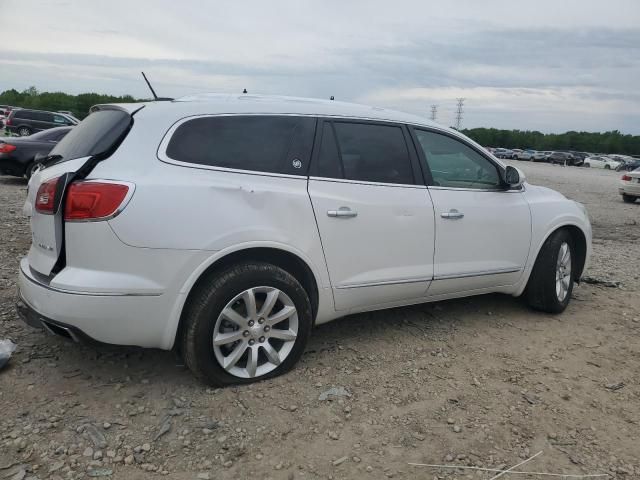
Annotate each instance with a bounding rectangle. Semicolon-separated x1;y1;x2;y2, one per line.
0;162;638;480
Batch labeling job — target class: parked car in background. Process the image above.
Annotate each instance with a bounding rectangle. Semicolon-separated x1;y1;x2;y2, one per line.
4;109;78;136
619;168;640;203
583;155;622;170
548;152;574;165
0;126;72;178
511;148;523;159
515;150;537;160
531;151;547;161
17;95;591;386
493;148;513;159
616;158;640;172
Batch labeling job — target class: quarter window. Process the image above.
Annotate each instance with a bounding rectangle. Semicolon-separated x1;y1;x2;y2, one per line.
165;116;316;176
414;130;501;189
330;122;414;184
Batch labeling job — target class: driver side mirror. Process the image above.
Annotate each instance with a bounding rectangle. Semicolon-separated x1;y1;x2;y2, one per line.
504;165;525;189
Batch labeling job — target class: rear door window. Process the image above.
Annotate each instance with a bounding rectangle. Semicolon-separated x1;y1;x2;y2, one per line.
165;115;316;176
332;122;414;184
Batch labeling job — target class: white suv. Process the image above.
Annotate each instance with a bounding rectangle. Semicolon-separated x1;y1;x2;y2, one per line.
17;94;592;385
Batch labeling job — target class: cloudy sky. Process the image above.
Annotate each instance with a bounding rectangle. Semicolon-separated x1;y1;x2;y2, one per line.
2;0;640;133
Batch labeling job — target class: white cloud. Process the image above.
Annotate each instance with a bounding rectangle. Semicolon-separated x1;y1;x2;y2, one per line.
1;0;639;132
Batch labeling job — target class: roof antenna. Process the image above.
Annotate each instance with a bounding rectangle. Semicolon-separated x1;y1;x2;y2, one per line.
243;88;248;94
141;72;173;101
330;95;335;101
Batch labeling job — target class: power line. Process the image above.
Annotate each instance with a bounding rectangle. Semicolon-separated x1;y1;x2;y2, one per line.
454;98;465;130
430;105;438;122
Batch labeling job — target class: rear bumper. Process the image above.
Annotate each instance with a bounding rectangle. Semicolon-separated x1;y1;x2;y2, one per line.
17;259;181;349
16;298;97;343
619;185;640;196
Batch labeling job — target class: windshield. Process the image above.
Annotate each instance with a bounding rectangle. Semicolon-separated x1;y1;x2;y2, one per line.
50;109;132;164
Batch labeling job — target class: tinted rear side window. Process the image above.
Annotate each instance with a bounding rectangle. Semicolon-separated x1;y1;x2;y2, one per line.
165;115;316;176
332;122;414;184
50;109;132;163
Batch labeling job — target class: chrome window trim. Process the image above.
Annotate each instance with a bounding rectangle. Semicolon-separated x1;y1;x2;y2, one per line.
428;185;526;193
308;176;427;189
156;113;455;181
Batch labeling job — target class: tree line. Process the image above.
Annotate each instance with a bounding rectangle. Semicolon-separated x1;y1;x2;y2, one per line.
461;127;640;155
0;87;145;120
2;87;639;155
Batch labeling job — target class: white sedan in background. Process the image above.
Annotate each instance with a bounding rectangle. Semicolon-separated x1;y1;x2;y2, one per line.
620;168;640;203
583;156;622;170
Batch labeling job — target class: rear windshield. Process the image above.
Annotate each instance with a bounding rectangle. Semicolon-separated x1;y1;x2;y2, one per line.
50;109;132;163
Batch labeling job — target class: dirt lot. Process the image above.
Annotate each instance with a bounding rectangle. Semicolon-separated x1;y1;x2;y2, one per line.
1;162;638;480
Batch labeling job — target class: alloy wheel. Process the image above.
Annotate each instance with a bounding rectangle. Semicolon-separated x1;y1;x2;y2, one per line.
212;286;299;379
555;242;572;302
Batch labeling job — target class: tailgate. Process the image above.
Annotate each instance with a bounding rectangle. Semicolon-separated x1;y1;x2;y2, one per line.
24;106;138;277
26;161;88;275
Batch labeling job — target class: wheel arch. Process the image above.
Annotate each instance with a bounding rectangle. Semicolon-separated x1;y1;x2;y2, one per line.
528;224;588;285
170;245;321;351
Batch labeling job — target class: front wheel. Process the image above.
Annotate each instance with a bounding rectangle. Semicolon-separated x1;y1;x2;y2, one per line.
182;262;312;386
18;127;32;136
604;164;611;170
526;229;575;314
622;194;637;203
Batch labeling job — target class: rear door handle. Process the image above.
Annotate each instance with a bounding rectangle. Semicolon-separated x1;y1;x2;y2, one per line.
441;209;464;220
327;207;358;218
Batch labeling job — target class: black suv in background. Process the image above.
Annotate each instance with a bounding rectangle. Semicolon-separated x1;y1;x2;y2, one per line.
5;109;79;136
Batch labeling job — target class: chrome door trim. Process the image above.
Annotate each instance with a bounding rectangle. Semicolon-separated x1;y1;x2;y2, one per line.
433;267;521;281
335;276;432;290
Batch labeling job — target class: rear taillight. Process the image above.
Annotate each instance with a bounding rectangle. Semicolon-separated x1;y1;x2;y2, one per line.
0;143;16;153
35;176;61;214
64;181;131;221
622;174;632;181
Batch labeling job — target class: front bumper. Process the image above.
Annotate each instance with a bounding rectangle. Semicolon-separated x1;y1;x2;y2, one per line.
17;259;179;349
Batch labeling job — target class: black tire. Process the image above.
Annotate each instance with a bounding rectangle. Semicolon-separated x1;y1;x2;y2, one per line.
584;163;590;168
17;126;32;136
604;164;610;170
526;229;575;314
622;194;637;204
182;262;312;386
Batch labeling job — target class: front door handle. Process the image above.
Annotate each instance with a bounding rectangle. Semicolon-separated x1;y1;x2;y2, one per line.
327;207;358;218
441;209;464;220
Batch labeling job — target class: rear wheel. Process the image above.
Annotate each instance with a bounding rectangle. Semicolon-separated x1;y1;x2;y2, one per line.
182;262;312;386
584;163;590;168
526;229;575;314
604;164;611;170
17;126;31;136
622;194;637;203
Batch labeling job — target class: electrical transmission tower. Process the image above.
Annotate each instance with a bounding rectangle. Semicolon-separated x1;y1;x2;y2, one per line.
454;98;465;130
430;105;438;122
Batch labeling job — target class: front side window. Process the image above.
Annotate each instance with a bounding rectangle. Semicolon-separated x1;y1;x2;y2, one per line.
331;122;414;184
165;115;316;176
414;129;502;189
53;114;68;124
